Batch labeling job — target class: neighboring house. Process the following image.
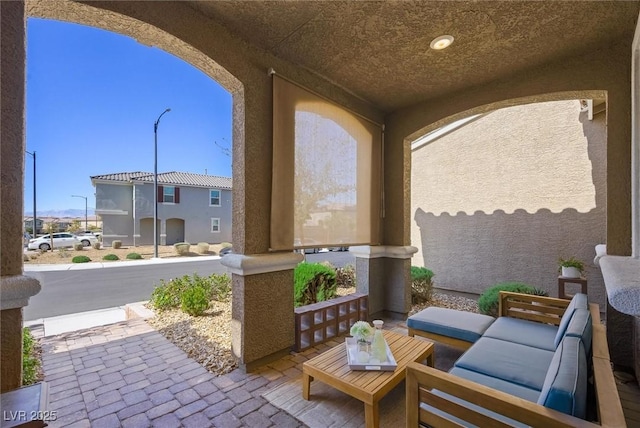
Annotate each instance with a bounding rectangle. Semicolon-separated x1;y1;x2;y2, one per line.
411;99;607;306
91;171;232;247
23;217;44;234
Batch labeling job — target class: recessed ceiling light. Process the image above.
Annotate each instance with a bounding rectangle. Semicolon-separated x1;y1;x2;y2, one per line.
430;35;454;50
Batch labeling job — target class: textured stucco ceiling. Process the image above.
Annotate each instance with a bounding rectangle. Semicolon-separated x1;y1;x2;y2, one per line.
187;0;640;112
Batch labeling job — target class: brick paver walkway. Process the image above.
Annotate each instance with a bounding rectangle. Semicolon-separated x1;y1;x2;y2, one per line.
39;319;310;427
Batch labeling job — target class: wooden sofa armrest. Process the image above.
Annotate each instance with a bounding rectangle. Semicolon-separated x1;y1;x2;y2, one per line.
498;291;571;326
406;362;599;428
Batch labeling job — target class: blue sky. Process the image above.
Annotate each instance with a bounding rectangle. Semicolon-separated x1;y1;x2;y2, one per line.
24;18;232;214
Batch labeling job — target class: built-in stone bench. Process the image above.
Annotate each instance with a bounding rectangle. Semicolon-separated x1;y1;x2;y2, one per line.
599;255;640;387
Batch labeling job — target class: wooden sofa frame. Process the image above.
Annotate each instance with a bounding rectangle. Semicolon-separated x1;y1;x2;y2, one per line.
406;291;626;427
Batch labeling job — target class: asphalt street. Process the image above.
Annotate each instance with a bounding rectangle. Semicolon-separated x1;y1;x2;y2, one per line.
24;251;354;321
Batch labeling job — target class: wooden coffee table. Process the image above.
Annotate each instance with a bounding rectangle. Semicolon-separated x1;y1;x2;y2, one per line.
302;330;434;428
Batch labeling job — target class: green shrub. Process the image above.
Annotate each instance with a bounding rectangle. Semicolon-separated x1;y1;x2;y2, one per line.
478;282;548;317
92;241;101;250
102;254;119;261
57;248;70;258
72;255;91;263
112;240;122;249
411;266;435;304
150;273;232;312
174;242;191;255
220;242;232;248
22;328;39;386
207;273;232;302
181;285;210;316
335;264;356;288
126;252;142;260
197;242;210;254
73;242;84;251
294;262;337;307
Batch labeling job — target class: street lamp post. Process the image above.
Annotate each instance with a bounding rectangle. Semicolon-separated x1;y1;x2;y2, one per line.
25;150;36;235
71;195;88;231
154;108;171;259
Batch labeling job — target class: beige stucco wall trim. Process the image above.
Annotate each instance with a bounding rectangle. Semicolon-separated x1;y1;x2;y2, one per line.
349;245;418;259
0;276;41;310
220;252;303;276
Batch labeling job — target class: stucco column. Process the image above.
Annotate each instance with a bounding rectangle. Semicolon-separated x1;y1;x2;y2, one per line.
0;0;41;392
350;246;417;319
221;252;303;371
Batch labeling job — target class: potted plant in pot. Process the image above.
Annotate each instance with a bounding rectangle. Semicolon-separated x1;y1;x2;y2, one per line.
558;257;585;278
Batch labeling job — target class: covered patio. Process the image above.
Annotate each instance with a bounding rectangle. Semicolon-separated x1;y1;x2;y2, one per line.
2;0;640;426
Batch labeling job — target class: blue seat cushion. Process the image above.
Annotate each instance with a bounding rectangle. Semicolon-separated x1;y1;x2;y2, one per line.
407;307;495;343
454;337;554;390
537;336;587;419
482;317;558;351
449;367;541;402
554;293;589;348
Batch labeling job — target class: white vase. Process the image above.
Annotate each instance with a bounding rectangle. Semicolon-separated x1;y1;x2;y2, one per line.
561;266;581;278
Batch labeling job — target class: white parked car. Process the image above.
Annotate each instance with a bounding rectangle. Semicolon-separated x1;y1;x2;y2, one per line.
28;233;80;251
78;230;102;240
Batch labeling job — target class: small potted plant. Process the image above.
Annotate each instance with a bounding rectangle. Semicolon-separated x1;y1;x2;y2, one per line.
558;257;585;278
350;321;374;363
350;321;374;343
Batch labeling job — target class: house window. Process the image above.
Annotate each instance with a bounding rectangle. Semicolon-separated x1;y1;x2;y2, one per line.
211;218;220;233
163;186;175;203
210;189;221;206
158;186;179;203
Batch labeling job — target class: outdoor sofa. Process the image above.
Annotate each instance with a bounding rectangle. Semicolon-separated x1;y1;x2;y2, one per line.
405;291;625;427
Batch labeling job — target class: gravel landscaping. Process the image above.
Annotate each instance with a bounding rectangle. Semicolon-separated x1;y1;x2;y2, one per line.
146;288;479;377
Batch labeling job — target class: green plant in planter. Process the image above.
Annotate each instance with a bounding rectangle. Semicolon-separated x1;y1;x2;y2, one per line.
478;282;547;317
126;252;143;260
558;257;585;274
102;254;119;261
72;255;91;263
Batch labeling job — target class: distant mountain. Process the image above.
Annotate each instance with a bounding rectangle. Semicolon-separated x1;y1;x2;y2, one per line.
24;209;96;218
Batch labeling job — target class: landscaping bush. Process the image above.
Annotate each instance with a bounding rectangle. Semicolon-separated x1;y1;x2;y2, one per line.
197;242;210;254
411;266;435;304
112;240;122;249
57;248;70;258
72;255;91;263
174;242;191;255
220;242;232;249
294;262;337;307
180;285;209;316
150;273;232;312
335;264;356;288
126;252;143;260
478;282;549;317
22;327;39;386
102;254;119;261
73;242;84;251
92;241;101;250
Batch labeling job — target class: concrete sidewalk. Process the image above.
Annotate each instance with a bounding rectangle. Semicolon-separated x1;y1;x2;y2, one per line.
25;303;152;337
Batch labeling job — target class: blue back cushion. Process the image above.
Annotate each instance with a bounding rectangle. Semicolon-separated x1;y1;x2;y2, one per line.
537;336;588;419
564;308;592;357
554;293;589;348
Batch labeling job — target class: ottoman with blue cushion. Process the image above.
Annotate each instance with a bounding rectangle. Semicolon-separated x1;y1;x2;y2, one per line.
407;307;496;349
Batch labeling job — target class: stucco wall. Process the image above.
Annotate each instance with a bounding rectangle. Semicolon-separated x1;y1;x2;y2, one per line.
411;100;607;304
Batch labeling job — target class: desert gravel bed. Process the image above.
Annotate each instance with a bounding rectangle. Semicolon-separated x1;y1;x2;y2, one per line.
146;289;478;377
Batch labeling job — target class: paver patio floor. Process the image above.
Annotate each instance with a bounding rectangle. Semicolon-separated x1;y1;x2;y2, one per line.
38;319;311;428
